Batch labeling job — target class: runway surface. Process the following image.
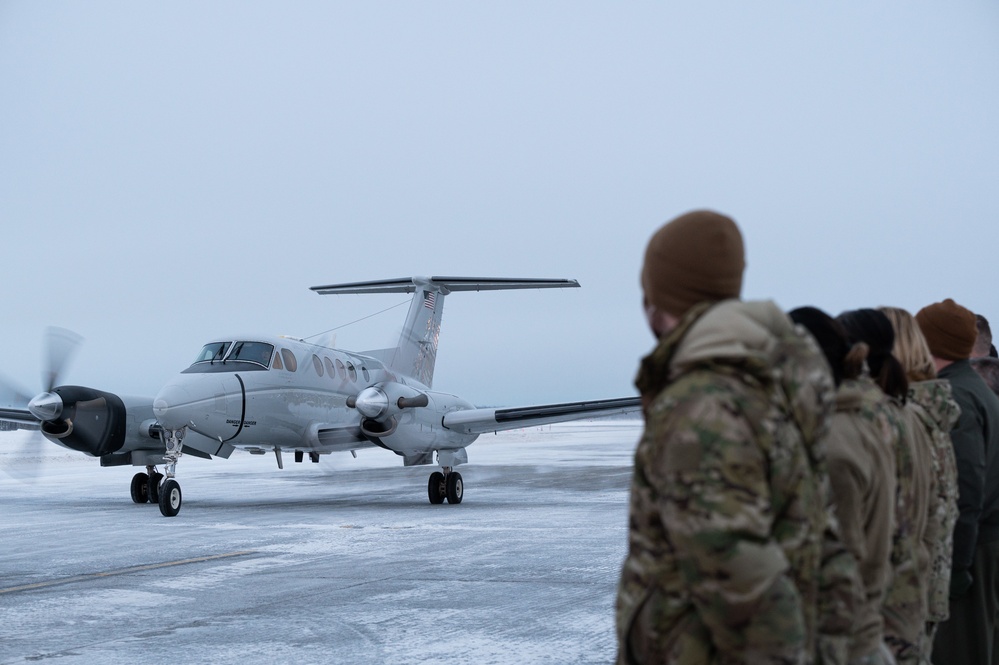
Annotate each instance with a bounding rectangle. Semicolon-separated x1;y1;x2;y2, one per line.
0;420;640;664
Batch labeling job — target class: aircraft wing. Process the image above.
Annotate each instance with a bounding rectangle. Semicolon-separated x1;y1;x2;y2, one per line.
0;406;37;427
0;380;36;427
441;397;641;435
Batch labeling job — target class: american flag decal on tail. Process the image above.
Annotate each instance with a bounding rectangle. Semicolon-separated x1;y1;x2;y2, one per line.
423;291;436;310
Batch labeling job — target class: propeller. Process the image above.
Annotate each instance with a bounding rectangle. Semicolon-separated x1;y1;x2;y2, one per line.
42;327;83;393
24;327;82;422
0;327;83;482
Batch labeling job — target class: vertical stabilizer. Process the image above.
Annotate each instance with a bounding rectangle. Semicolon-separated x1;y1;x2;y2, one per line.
310;276;579;388
391;279;444;386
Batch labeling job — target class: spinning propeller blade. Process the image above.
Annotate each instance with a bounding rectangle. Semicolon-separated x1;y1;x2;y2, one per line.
0;327;84;483
42;327;83;393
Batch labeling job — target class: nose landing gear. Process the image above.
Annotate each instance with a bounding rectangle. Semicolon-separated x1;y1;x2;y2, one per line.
157;427;186;517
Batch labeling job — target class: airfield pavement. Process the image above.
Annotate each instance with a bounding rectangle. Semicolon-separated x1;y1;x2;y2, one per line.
0;420;641;665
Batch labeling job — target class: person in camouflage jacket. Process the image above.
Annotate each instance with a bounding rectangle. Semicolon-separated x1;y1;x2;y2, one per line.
879;306;961;653
617;211;854;664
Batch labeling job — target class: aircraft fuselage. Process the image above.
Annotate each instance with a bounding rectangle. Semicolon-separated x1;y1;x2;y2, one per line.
152;335;479;463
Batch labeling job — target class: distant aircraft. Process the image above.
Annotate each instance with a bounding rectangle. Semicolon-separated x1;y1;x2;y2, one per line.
0;277;639;516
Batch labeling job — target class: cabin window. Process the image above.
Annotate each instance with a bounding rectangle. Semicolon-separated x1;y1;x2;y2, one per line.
273;351;283;370
346;362;357;382
312;354;324;377
361;366;370;382
281;349;298;372
324;357;336;378
336;359;346;380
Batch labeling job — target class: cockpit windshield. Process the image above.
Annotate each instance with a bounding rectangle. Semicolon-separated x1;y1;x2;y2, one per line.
186;341;275;373
227;341;275;367
193;342;232;364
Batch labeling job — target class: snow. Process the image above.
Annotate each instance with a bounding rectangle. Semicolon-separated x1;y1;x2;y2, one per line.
0;420;640;664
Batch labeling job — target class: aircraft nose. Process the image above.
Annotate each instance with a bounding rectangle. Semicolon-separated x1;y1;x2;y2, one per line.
153;383;194;428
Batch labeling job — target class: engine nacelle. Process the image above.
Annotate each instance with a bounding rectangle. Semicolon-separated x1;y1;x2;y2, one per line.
39;385;127;457
348;382;429;421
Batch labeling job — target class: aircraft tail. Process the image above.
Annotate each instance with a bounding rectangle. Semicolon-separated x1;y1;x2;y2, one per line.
310;277;579;388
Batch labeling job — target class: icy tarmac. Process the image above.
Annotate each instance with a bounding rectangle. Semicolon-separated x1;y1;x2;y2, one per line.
0;420;640;664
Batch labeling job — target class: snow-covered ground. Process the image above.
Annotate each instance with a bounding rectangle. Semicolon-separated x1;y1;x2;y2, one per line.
0;420;641;665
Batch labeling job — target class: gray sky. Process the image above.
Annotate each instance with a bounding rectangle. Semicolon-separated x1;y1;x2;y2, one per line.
2;2;997;406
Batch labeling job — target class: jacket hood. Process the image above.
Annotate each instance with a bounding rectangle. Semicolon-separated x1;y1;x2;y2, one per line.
637;299;835;447
908;378;961;433
834;377;886;413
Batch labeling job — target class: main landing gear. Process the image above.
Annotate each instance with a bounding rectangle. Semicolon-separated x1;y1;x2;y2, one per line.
129;427;186;517
130;465;164;504
428;467;463;505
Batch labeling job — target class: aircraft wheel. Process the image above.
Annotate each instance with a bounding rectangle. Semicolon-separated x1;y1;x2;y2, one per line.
130;472;149;504
159;479;182;517
148;472;164;504
428;472;445;504
446;472;463;505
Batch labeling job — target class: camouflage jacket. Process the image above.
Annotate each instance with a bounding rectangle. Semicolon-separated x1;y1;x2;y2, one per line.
616;300;846;664
905;380;960;624
824;379;898;661
881;396;925;665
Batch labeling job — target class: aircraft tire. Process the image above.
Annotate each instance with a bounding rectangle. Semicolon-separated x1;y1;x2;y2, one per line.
428;472;446;504
148;472;164;504
130;473;149;504
446;472;463;505
159;479;182;517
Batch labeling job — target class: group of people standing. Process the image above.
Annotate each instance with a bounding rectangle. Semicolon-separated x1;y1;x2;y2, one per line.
615;210;999;665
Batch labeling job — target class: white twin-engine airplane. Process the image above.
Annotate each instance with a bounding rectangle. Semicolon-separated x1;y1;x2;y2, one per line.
0;277;639;517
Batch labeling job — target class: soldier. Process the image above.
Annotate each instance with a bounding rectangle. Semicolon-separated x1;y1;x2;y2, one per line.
917;299;999;665
972;314;997;360
791;307;898;665
616;210;848;664
878;306;961;658
838;309;927;664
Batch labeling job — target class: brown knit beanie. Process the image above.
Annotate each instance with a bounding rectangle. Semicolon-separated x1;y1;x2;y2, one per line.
915;298;977;361
641;210;745;317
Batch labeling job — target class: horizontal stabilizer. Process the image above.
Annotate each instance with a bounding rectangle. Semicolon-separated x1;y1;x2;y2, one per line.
310;276;579;295
310;276;580;388
442;397;641;435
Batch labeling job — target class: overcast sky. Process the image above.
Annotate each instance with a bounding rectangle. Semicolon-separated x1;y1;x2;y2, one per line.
1;2;997;407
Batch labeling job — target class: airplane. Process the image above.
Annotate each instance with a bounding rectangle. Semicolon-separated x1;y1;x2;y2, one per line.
0;276;640;517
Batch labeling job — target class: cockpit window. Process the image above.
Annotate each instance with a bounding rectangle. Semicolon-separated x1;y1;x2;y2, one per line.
184;340;274;374
228;341;275;367
193;342;232;364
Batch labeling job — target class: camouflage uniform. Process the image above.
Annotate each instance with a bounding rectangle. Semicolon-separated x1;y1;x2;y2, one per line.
616;300;849;664
823;378;898;665
904;380;960;651
882;397;929;665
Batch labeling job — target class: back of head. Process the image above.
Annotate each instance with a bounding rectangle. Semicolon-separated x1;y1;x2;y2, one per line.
789;306;866;387
641;210;745;319
914;299;977;362
970;357;999;397
878;306;937;382
974;314;994;358
838;308;909;401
